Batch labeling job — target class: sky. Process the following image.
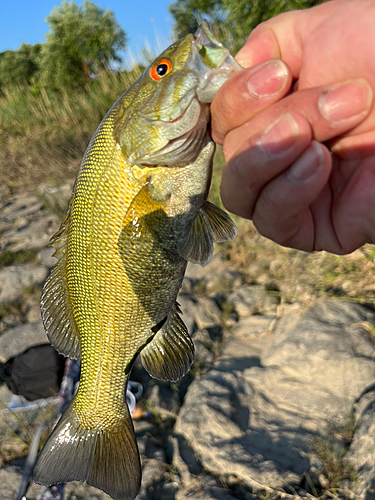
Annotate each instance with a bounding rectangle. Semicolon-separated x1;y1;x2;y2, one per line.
0;0;175;67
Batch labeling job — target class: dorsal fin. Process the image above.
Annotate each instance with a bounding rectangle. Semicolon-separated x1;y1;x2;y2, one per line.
41;195;80;360
140;304;194;382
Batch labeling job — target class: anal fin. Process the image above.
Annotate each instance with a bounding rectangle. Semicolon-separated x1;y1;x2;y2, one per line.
141;305;194;382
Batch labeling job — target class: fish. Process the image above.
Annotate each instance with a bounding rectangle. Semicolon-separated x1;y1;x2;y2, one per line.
33;22;240;500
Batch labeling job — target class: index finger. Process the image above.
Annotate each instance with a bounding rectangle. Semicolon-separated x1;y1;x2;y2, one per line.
211;59;292;143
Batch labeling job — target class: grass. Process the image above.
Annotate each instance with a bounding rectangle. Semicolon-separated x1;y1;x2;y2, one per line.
310;413;357;494
0;68;142;196
0;398;57;467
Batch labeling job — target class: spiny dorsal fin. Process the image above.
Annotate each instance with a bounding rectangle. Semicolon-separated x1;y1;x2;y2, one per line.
141;305;194;382
41;197;80;360
177;208;213;266
202;201;237;243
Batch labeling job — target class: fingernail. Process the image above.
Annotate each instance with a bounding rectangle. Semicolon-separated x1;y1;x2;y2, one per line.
287;141;324;183
257;114;299;157
247;60;288;98
318;80;372;124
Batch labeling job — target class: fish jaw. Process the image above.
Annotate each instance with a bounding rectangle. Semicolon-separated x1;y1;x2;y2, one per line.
119;23;241;167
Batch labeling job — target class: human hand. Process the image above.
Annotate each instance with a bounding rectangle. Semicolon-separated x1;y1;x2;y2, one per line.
211;0;375;254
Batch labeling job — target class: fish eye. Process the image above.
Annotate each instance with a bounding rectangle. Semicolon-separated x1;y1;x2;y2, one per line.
150;59;172;80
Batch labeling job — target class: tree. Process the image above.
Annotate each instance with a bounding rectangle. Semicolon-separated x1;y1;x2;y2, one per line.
41;0;127;90
0;43;42;91
169;0;326;52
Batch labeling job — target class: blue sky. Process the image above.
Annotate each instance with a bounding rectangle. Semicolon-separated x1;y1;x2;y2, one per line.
0;0;174;66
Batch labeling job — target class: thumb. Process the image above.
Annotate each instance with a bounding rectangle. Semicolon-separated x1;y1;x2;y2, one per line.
235;0;341;78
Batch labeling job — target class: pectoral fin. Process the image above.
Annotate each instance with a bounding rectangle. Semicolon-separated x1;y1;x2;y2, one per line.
203;201;237;242
177;201;237;266
141;304;194;382
177;208;213;266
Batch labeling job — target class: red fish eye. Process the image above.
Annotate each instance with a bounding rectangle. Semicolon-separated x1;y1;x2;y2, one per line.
150;59;172;80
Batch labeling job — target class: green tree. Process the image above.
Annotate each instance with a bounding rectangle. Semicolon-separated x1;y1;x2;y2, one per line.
0;43;42;91
169;0;326;52
41;0;127;90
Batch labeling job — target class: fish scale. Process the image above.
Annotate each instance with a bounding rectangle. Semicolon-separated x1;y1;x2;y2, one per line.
34;23;241;500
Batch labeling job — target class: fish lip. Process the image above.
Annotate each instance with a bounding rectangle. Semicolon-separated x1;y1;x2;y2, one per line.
188;23;242;104
193;20;224;50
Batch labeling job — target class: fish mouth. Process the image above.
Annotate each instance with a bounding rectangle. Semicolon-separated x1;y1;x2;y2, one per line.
190;22;242;103
128;23;241;167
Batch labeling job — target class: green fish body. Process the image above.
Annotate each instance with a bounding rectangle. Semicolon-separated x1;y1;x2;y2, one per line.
34;23;240;500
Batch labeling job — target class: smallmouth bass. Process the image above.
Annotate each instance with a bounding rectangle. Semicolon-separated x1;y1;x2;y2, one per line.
34;23;240;500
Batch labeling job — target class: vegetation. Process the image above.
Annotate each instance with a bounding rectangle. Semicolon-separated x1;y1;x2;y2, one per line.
40;0;127;91
169;0;327;52
0;43;42;91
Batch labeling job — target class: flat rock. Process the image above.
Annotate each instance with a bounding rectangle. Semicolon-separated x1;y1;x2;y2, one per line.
37;247;58;268
0;217;58;252
0;183;72;253
178;294;222;333
184;252;242;294
0;321;47;363
175;300;375;492
0;264;48;305
228;285;278;318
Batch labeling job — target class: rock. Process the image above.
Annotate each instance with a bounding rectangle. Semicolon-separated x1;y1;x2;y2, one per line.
0;184;72;254
0;264;47;305
136;458;168;500
174;300;375;493
57;481;111;499
0;384;13;407
347;390;375;499
135;419;159;456
0;195;43;228
178;294;223;333
26;305;42;323
0;460;42;500
37;183;73;218
147;383;180;414
0;217;57;253
0;322;47;363
176;293;197;334
229;314;276;342
227;285;278;318
183;252;242;294
192;329;217;371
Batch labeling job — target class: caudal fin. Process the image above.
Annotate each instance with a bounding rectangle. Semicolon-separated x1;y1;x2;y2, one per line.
33;400;141;500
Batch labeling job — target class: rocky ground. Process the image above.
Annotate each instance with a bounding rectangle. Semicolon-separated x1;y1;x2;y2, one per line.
0;183;374;500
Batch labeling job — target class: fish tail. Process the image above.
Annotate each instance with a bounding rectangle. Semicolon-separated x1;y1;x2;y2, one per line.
33;398;141;500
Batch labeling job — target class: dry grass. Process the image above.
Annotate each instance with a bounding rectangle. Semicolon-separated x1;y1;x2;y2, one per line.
0;68;142;199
